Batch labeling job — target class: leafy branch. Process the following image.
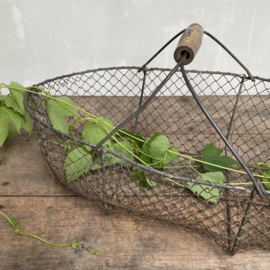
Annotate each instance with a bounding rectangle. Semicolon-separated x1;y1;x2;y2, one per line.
1;81;270;203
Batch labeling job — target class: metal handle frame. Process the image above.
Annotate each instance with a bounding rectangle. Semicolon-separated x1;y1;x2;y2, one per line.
22;27;268;256
89;28;263;197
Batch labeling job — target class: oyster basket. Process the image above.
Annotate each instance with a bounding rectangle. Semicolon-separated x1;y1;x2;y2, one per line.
24;24;270;256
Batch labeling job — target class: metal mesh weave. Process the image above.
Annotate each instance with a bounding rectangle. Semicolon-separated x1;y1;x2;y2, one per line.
25;67;270;255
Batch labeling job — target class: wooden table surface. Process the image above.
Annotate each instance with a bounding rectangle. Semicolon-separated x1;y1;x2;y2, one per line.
1;133;270;270
2;92;270;270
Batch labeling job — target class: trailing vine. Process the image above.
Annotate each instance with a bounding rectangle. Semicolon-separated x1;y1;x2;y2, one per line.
1;81;270;253
1;81;270;198
0;211;101;255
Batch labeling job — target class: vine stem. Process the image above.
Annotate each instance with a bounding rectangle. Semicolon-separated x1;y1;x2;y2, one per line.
165;177;186;188
68;117;96;135
165;165;201;169
168;149;270;180
97;120;163;162
97;121;151;167
2;84;148;145
2;83;162;166
189;156;201;176
2;84;96;119
0;211;14;228
0;211;101;255
17;231;71;247
2;83;270;183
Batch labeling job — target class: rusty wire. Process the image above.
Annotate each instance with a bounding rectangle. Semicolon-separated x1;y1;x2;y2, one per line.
24;67;270;255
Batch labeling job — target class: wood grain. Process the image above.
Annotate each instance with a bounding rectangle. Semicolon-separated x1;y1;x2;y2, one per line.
1;196;270;270
70;95;270;137
0;134;72;195
1;135;270;269
1;95;270;269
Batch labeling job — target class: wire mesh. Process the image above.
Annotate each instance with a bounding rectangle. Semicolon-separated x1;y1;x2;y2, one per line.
25;67;270;255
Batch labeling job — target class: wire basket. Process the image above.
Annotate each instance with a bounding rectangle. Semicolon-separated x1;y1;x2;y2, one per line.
24;24;270;256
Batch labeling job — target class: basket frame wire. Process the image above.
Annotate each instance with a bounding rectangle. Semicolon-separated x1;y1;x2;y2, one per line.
23;93;266;195
23;30;270;255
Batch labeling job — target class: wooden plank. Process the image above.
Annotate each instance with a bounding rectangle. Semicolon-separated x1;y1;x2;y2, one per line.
2;95;270;269
1;136;270;269
70;95;270;136
1;196;270;270
0;134;72;195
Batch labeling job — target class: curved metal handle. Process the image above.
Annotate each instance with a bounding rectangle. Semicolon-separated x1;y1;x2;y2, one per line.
174;23;203;65
203;31;254;81
138;24;254;80
180;53;264;198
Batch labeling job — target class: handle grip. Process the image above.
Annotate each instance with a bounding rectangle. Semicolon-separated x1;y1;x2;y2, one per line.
174;23;203;65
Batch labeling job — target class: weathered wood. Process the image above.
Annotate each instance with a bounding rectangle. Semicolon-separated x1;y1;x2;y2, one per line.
174;23;203;65
1;95;270;269
1;136;270;269
71;95;270;137
1;197;270;270
0;134;72;195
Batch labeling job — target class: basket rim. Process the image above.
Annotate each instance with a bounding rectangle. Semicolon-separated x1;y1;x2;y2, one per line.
33;66;270;87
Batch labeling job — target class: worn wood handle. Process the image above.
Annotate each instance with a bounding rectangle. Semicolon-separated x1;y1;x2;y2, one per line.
174;23;203;65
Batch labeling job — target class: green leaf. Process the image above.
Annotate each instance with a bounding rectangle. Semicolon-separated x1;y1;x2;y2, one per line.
149;135;169;159
138;139;152;165
5;216;20;227
138;180;150;188
6;82;33;135
45;97;77;117
0;107;22;146
0;97;6;106
154;146;180;169
131;169;157;189
202;143;237;172
21;110;33;134
0;109;9;146
187;171;226;203
203;143;223;157
6;82;27;115
131;140;139;150
139;132;161;165
48;113;69;133
116;128;145;148
163;147;179;165
5;95;23;115
203;155;237;172
2;107;22;132
7;127;20;139
138;178;157;189
82;122;112;147
105;141;134;166
65;147;101;182
262;169;270;190
96;116;113;130
131;169;145;180
45;97;77;134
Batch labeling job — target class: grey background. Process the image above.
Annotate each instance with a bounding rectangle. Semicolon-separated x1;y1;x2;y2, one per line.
1;0;269;94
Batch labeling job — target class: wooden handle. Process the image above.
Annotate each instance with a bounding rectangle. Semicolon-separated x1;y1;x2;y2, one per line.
174;23;203;65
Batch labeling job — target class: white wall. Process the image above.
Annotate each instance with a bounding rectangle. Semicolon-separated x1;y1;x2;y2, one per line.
1;0;270;95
